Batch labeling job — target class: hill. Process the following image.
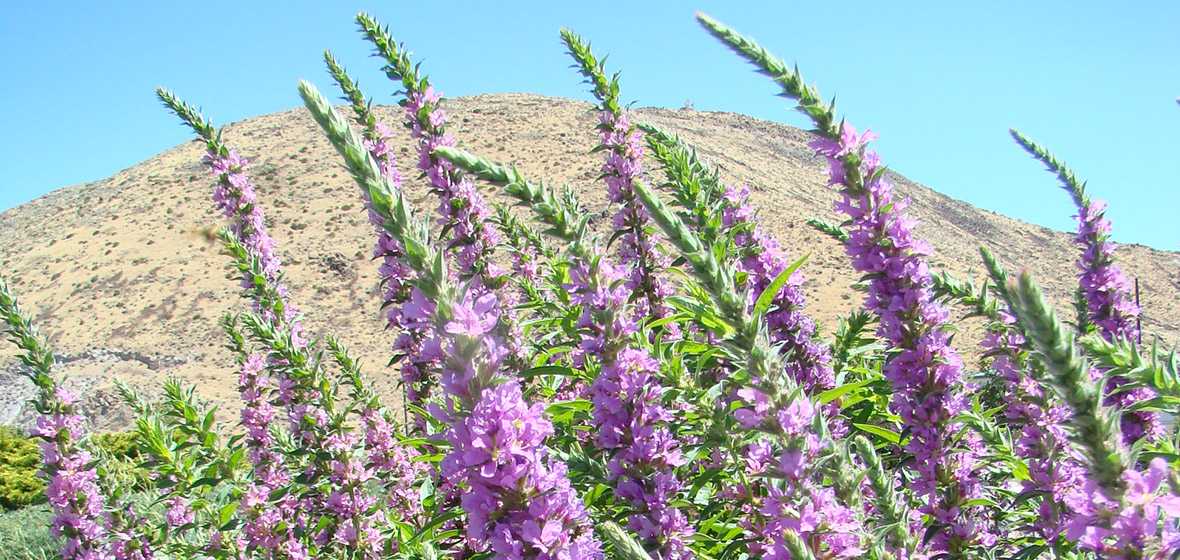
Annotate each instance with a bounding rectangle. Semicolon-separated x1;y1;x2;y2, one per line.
2;93;1177;432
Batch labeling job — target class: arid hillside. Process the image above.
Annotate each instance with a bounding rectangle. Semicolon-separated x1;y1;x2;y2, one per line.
2;93;1177;432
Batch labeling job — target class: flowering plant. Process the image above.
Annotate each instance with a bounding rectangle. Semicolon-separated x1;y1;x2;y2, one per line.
3;10;1180;560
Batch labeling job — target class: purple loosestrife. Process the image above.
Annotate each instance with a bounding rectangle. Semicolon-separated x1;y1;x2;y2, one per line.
625;131;870;559
567;257;694;560
640;121;876;555
740;399;862;560
301;78;602;560
357;22;531;408
108;505;153;560
164;90;384;559
1072;198;1156;441
2;279;113;560
414;283;604;560
720;184;839;428
999;266;1180;558
363;125;435;427
1009;129;1160;444
325;58;432;425
34;388;113;560
981;312;1082;539
599;111;675;321
328;333;427;530
404;84;502;281
696;14;990;553
1063;458;1180;559
562;31;675;330
811;122;990;552
359;404;425;517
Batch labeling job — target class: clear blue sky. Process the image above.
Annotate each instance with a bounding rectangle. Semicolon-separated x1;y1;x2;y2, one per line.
2;2;1178;250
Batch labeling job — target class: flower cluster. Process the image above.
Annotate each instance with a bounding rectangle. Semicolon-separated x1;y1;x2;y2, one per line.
568;258;693;559
204;150;301;330
402;285;601;560
11;13;1180;560
445;382;600;560
359;405;425;518
812;123;992;553
405;86;502;279
1064;458;1180;559
1072;197;1161;443
108;505;153;560
34;388;112;560
982;313;1082;539
726;397;863;560
599;110;675;328
720;184;838;426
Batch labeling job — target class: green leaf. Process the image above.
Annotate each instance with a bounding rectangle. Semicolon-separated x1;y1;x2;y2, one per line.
753;254;809;317
816;380;872;405
219;502;237;525
852;423;901;445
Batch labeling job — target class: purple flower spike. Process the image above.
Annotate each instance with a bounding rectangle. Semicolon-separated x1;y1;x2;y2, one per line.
719;184;841;434
441;380;602;560
565;255;693;559
1064;458;1180;558
403;86;501;281
982;312;1082;539
812;122;992;553
403;280;602;560
35;387;113;560
598;110;676;333
1072;195;1161;443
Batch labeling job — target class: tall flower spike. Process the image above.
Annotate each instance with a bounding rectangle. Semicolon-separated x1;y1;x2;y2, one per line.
163;88;390;558
357;13;502;283
643;124;839;430
1;277;113;560
697;14;990;555
156;88;300;333
996;265;1180;557
432;146;663;558
1009;129;1159;444
974;249;1083;541
562;31;676;331
358;15;530;381
984;254;1131;494
628;176;869;560
565;254;694;560
302;80;602;560
324;51;435;427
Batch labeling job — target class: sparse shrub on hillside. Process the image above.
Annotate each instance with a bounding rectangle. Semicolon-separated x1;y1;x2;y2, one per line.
2;9;1180;560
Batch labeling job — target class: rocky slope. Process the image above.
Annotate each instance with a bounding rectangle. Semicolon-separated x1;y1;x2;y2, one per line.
2;93;1177;432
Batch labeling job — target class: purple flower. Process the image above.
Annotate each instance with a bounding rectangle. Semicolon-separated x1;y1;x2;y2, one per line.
35;387;113;560
566;255;693;560
446;292;499;336
165;497;195;527
597;110;676;333
403;85;501;281
982;312;1083;540
718;184;840;434
1064;458;1180;558
441;381;602;560
1070;195;1160;443
812;122;991;553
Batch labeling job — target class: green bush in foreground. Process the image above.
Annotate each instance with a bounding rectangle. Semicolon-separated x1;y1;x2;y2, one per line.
0;426;45;511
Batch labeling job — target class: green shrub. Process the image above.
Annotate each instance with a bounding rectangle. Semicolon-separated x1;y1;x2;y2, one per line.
93;431;140;460
94;431;151;489
0;426;44;510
